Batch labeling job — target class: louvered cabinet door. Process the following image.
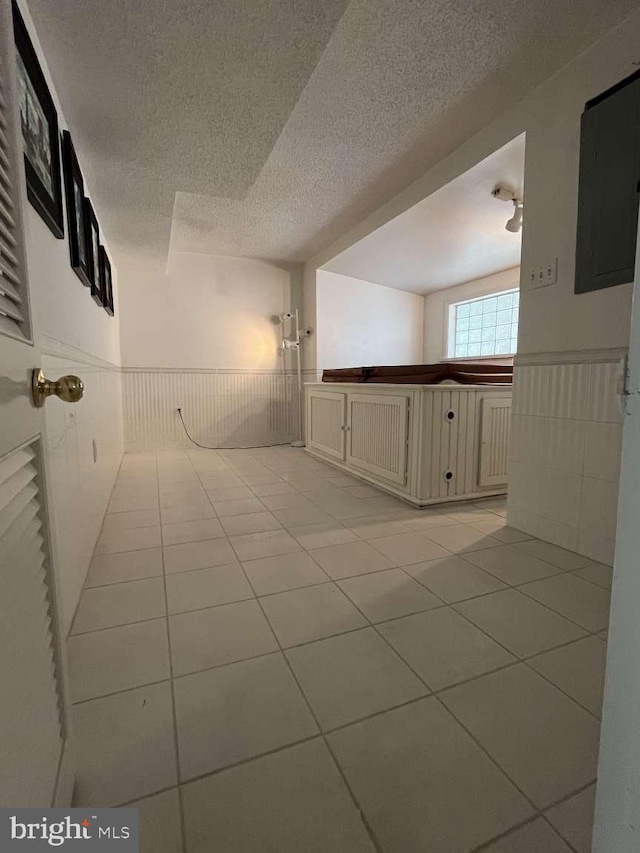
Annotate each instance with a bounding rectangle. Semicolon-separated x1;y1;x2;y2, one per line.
346;393;410;486
0;444;65;806
306;390;346;461
478;397;512;487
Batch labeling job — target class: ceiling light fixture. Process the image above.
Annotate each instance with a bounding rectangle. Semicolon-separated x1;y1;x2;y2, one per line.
492;184;523;232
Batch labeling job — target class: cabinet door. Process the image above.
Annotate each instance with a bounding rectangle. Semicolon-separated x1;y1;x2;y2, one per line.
307;390;346;461
478;397;512;487
346;393;410;486
575;73;640;293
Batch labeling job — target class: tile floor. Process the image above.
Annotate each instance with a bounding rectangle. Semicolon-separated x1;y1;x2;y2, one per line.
67;447;613;852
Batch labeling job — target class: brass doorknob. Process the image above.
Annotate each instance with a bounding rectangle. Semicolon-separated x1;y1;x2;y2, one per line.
32;369;84;408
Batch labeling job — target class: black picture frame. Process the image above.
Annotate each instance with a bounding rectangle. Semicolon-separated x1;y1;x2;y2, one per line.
12;1;64;239
61;131;91;286
99;246;114;316
84;197;102;305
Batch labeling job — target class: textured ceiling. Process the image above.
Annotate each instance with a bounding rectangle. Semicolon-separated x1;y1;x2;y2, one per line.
323;134;525;293
26;0;639;275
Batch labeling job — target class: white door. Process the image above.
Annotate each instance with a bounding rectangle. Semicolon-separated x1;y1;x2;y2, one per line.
346;392;410;486
0;0;74;807
593;221;640;850
306;389;346;461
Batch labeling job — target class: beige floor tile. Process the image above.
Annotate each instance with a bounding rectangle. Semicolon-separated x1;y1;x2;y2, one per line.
338;568;442;622
133;789;183;853
328;698;533;853
514;539;594;570
289;521;357;549
230;529;302;561
423;524;500;554
213;497;267;517
369;532;451;566
205;485;254;502
308;540;394;580
160;503;216;524
528;636;607;716
240;472;285;486
260;583;367;647
220;511;282;536
482;818;574;852
287;628;426;729
165;563;253;613
347;518;412;539
468;520;533;544
197;473;244;489
242;551;328;595
379;608;515;690
174;653;318;780
85;548;163;588
249;482;296;497
404;555;506;602
73;682;177;806
101;509;161;534
455;589;586;658
68;619;170;703
182;739;375;853
160;489;208;508
545;785;596;853
161;517;225;545
521;574;610;632
108;495;159;514
401;512;458;531
440;665;600;808
464;545;562;585
72;578;166;634
575;562;613;589
272;505;334;527
94;525;162;555
163;538;237;574
169;599;278;676
344;484;384;498
261;492;315;510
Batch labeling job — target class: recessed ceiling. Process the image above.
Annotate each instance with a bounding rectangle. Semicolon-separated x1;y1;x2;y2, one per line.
24;0;639;276
322;134;525;294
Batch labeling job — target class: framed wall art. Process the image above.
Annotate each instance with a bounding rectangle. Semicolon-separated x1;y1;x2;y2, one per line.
84;197;102;305
61;130;91;286
12;0;64;238
99;246;114;316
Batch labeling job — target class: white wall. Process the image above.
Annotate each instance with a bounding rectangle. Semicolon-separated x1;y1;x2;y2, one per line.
18;0;124;634
316;270;424;370
423;267;519;362
119;252;300;449
120;252;292;369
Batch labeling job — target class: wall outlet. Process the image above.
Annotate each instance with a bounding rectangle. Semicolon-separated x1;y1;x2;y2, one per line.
530;257;558;288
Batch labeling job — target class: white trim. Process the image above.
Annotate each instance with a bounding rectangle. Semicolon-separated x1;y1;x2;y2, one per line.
515;347;628;366
39;336;120;370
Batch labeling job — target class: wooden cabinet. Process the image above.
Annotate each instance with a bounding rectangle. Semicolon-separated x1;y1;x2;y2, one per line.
346;393;410;487
306;388;346;461
575;71;640;294
305;384;511;506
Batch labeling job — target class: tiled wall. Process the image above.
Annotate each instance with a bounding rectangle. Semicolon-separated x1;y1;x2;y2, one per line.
42;340;124;634
122;370;300;451
507;353;625;565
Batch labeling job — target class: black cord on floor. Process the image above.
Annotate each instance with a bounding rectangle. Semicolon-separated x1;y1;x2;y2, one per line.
177;407;293;450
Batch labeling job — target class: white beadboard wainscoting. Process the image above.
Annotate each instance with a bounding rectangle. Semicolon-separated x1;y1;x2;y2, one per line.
122;369;302;451
41;339;124;635
507;348;626;565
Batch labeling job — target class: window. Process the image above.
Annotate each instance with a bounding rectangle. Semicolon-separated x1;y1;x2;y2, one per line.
447;289;519;359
